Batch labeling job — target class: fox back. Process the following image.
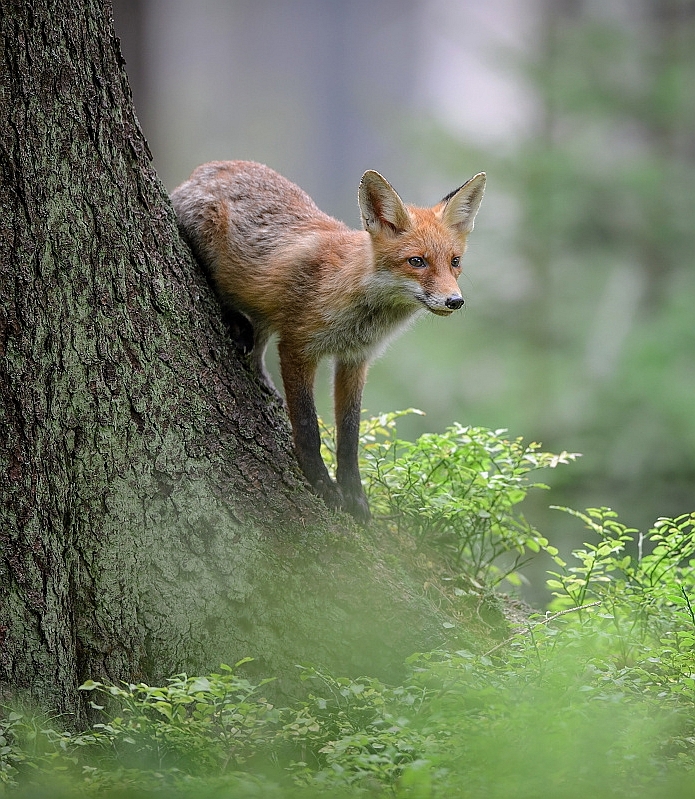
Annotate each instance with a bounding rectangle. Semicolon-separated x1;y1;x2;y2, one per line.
171;161;486;520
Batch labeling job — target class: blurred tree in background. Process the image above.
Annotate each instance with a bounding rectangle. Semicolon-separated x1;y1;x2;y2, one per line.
420;0;695;541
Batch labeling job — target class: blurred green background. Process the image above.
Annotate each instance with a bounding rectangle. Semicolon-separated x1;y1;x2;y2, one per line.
113;0;695;570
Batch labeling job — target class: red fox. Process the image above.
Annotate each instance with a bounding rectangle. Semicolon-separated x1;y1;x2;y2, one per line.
171;161;485;522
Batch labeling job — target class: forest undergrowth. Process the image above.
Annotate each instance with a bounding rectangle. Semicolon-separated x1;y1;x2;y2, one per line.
3;412;695;798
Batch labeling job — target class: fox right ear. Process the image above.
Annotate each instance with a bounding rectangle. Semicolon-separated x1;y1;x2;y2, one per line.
358;171;411;235
439;172;486;235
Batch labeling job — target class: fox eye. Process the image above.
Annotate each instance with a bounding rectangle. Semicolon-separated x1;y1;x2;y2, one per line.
451;256;461;268
408;256;426;268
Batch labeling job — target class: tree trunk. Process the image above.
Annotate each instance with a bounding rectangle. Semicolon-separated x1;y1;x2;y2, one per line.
0;0;447;723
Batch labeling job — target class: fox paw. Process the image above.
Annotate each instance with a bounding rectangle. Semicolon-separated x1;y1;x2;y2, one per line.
343;489;371;525
312;479;371;524
313;478;344;512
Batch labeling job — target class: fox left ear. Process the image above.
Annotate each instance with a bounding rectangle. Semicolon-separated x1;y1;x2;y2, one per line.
439;172;486;235
358;170;411;235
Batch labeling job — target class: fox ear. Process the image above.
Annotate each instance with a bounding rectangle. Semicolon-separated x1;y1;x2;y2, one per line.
439;172;486;235
358;171;411;235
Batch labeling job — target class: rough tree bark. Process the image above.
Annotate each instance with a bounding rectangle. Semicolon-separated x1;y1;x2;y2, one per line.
0;1;448;722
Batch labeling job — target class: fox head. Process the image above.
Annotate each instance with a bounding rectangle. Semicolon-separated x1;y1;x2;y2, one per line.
358;170;486;316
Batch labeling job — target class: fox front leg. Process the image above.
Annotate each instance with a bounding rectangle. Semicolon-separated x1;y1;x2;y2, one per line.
278;339;343;511
334;359;370;523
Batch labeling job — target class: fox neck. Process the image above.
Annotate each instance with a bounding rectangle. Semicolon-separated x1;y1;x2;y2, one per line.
320;229;409;306
305;229;422;362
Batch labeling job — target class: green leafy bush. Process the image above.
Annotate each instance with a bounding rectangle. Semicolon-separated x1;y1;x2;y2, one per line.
0;661;285;795
548;507;695;617
78;660;281;774
283;666;430;791
5;614;695;797
546;507;695;696
324;409;577;586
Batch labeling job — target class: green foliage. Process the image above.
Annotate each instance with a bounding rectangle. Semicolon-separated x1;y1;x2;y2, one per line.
548;507;695;620
5;573;695;797
0;715;29;787
283;667;429;791
77;660;281;774
546;507;695;684
4;507;695;798
3;417;695;797
0;662;286;795
324;410;577;586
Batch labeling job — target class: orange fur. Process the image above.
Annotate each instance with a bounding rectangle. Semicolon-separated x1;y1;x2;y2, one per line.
171;161;485;521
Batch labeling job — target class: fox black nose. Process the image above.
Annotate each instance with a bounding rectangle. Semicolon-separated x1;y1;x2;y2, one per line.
445;295;465;310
